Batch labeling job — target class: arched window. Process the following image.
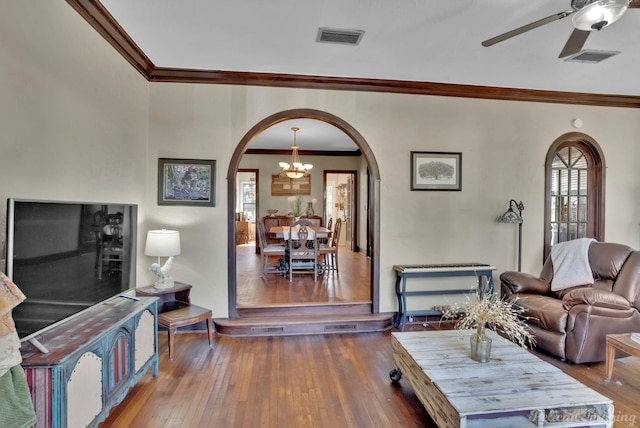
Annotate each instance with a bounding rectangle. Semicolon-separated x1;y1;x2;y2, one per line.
544;133;605;260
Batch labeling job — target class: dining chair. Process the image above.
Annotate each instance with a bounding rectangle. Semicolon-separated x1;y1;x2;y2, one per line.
288;222;319;281
319;218;341;274
256;221;285;275
319;217;333;244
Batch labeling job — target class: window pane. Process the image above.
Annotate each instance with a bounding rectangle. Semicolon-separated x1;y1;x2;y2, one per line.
555;148;569;168
559;223;567;242
560;170;569;195
572;151;588;169
559;197;568;221
579;197;587;221
569;223;577;241
551;170;559;195
570;170;578;195
569;197;578;221
550;196;558;221
578;223;587;239
552;155;563;168
579;170;587;195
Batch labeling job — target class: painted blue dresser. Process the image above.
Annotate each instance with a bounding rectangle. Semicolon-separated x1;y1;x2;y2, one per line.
20;296;158;427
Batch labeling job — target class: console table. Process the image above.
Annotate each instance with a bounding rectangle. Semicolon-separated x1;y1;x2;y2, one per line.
137;282;213;361
20;296;158;428
393;263;495;330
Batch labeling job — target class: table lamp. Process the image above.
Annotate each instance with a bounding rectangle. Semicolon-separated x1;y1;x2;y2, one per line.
144;229;181;289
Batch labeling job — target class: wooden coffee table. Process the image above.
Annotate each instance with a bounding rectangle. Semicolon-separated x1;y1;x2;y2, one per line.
605;333;640;383
391;330;613;428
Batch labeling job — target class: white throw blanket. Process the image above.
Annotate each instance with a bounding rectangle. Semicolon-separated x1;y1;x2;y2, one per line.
550;238;595;291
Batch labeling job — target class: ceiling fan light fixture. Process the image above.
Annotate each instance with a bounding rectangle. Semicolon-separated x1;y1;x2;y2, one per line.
572;0;630;31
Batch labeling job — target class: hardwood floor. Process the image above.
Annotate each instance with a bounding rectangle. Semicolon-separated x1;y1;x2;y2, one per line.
235;242;371;307
101;331;432;427
101;325;640;428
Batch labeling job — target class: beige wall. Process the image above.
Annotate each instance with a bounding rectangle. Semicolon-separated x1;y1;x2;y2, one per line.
4;1;640;319
148;84;640;316
0;1;150;283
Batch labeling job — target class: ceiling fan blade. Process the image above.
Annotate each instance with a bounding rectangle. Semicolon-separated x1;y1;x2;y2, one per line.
482;10;574;47
558;29;590;58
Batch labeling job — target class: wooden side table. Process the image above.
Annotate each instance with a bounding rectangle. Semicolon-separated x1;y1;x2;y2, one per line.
605;333;640;382
137;282;213;361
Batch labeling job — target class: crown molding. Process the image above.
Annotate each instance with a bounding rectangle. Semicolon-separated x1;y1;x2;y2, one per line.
67;0;640;109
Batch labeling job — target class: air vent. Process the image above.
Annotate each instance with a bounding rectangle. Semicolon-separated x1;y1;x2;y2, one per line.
316;28;365;46
565;50;620;64
325;324;358;331
251;326;285;333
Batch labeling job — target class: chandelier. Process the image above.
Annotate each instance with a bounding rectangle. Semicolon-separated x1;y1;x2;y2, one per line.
279;127;313;179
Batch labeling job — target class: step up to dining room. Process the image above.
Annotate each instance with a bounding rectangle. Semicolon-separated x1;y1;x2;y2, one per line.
214;303;393;336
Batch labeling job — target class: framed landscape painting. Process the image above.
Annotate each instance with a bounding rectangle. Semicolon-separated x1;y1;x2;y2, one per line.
158;158;216;206
411;151;462;191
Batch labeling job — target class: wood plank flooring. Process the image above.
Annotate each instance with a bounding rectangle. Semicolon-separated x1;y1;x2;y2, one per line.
101;324;640;428
236;243;371;307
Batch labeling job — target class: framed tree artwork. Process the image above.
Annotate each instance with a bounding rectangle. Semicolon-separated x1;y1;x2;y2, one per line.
157;158;216;206
411;151;462;191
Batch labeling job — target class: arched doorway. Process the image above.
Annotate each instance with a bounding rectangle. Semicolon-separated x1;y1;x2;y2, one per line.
226;109;380;319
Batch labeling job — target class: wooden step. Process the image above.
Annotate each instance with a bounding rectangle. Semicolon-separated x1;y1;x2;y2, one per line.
214;311;393;337
236;302;372;318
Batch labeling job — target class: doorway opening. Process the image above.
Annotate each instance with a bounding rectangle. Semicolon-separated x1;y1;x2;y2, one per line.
226;109;380;320
324;171;358;252
235;169;258;248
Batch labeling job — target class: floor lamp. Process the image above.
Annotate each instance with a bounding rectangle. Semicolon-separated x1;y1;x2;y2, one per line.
497;200;524;272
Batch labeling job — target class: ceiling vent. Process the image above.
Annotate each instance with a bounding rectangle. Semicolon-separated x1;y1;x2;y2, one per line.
316;28;365;46
564;50;620;64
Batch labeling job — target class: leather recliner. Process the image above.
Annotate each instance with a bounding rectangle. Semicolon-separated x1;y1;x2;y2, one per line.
500;242;640;363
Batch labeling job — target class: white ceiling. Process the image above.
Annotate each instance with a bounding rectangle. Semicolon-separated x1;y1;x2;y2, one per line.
98;0;640;150
247;119;358;152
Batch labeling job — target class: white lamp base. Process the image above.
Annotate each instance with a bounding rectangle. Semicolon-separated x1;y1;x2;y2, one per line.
153;275;175;289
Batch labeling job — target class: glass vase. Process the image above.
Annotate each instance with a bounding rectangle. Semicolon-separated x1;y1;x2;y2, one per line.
306;202;315;217
470;325;492;363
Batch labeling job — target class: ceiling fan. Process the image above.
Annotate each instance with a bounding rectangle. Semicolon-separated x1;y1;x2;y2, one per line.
482;0;640;58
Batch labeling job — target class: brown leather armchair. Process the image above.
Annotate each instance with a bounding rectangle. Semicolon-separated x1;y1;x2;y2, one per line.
500;242;640;363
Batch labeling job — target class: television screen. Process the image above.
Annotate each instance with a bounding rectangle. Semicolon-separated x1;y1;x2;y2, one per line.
6;199;137;341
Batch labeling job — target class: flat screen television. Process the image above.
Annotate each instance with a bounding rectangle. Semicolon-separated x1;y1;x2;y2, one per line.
5;198;137;352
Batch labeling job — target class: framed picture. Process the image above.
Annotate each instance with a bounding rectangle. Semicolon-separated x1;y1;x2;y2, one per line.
157;158;216;206
411;151;462;191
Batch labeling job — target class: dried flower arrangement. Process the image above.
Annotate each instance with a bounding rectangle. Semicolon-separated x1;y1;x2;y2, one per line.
441;288;536;349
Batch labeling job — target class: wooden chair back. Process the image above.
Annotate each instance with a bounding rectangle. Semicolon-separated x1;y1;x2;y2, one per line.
256;221;268;250
288;223;318;281
331;218;342;248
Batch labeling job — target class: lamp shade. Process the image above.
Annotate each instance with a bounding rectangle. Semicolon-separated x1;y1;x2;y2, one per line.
497;210;523;224
144;229;181;257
